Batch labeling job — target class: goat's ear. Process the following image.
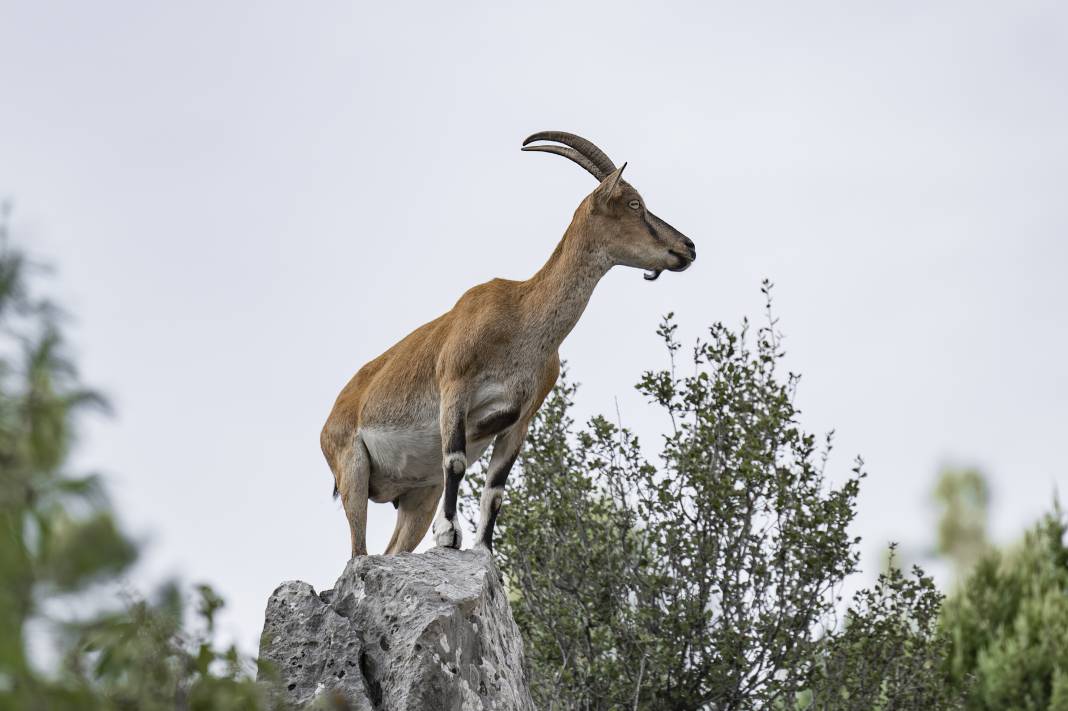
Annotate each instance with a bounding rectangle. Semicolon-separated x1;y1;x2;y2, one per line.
596;162;627;203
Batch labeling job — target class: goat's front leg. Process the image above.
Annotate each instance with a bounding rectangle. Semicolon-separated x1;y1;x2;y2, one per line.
432;390;467;548
475;424;526;551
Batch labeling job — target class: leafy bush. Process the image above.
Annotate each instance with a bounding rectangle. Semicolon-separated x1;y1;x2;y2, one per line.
806;549;962;710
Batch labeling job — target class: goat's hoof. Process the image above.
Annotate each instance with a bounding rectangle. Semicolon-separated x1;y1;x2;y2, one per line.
432;519;463;549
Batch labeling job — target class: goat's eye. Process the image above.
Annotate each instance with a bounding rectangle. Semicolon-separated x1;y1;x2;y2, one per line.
628;200;641;210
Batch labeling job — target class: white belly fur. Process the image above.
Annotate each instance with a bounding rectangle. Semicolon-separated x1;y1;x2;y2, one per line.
361;382;516;499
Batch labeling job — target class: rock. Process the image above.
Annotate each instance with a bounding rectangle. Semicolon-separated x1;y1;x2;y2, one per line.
258;547;535;711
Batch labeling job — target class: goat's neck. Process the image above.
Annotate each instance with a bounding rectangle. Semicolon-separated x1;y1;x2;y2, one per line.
522;223;610;350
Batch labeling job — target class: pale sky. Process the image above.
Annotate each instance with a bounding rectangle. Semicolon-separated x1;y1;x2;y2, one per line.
2;0;1065;655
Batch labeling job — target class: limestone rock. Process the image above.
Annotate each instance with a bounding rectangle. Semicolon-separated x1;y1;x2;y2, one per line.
259;547;534;711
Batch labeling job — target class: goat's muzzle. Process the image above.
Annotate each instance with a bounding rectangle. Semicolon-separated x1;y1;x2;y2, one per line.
643;244;695;281
645;233;695;281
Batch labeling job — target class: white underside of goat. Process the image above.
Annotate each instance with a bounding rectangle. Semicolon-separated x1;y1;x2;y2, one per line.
360;383;515;501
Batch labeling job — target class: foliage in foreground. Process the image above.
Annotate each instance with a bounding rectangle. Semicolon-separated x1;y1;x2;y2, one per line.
0;211;278;710
463;287;960;710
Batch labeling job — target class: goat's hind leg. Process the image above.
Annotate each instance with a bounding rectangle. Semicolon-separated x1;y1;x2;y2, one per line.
335;435;372;558
384;484;443;555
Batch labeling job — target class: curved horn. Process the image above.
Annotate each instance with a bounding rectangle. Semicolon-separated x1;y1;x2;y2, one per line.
520;144;606;181
521;131;616;181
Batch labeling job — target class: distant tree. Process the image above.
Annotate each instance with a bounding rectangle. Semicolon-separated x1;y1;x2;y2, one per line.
933;467;991;581
0;205;279;710
940;505;1068;710
463;285;961;710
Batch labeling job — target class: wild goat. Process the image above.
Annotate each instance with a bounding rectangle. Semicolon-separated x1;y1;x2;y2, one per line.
321;131;696;557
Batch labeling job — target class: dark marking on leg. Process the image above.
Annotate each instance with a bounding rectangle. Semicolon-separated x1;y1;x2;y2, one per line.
442;413;467;522
479;450;519;549
487;453;518;490
474;408;521;440
480;501;501;550
443;470;464;521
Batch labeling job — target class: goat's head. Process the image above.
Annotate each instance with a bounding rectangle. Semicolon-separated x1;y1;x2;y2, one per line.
522;131;696;281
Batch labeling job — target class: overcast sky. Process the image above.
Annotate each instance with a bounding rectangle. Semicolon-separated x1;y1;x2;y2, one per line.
2;0;1065;655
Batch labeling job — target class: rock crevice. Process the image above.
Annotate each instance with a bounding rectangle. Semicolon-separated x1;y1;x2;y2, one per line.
259;547;534;711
